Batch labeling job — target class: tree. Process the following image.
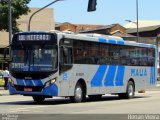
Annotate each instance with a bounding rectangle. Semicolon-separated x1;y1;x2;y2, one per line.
0;0;31;33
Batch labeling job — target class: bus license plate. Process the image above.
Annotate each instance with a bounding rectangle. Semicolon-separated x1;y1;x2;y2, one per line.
24;88;32;92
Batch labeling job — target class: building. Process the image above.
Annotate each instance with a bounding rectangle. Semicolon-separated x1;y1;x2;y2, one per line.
124;20;160;42
79;24;127;37
55;22;129;37
124;20;160;29
17;8;54;31
55;22;102;33
126;25;160;37
76;24;103;32
55;22;77;32
124;20;160;41
0;8;54;69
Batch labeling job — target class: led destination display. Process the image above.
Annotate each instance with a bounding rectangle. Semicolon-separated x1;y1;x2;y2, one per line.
18;34;51;41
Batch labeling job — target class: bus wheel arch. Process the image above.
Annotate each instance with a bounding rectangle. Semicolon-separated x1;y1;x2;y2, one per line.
77;79;87;96
118;78;135;99
70;79;87;103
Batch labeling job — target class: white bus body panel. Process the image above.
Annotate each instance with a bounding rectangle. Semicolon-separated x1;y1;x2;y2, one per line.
58;65;156;96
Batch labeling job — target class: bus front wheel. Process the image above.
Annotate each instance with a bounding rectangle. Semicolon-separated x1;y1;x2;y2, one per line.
32;96;45;103
70;83;86;103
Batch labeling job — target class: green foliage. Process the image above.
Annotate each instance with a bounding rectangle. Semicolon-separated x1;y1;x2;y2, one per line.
0;70;3;86
0;0;31;33
0;78;3;86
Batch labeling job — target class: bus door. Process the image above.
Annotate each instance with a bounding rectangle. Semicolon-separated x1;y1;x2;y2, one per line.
59;46;73;96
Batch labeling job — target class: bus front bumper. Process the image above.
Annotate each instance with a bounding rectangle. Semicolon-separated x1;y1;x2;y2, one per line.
8;82;58;97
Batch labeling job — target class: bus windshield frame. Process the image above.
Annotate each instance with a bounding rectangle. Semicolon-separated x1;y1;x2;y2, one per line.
11;33;58;72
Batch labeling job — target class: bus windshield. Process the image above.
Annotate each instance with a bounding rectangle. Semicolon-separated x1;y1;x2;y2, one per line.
11;44;58;72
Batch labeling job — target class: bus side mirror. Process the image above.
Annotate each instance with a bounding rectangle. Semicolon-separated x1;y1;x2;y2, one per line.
87;0;97;12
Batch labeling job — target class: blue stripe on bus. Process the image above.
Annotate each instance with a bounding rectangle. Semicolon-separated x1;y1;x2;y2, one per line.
33;80;43;86
91;65;107;87
16;79;25;86
153;67;156;84
99;38;107;43
104;65;116;86
99;38;125;45
108;39;116;44
117;40;125;45
115;66;125;86
25;80;34;86
150;67;153;85
150;67;154;85
150;67;155;85
16;79;43;86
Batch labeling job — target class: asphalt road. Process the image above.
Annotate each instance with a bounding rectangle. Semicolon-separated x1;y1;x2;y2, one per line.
0;91;160;114
0;88;160;120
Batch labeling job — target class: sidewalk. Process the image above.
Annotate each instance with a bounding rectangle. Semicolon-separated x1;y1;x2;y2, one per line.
0;87;10;96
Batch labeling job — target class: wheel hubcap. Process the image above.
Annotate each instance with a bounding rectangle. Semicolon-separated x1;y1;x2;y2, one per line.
128;85;133;96
75;87;82;100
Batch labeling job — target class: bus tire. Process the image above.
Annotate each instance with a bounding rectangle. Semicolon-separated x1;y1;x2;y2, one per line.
119;81;135;99
70;83;85;103
88;95;102;100
126;81;135;99
32;96;45;103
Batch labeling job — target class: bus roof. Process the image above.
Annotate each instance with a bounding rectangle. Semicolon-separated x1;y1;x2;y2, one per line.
56;31;156;49
15;31;157;49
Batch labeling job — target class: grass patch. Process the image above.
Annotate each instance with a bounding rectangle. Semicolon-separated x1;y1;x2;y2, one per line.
0;78;3;86
0;70;3;86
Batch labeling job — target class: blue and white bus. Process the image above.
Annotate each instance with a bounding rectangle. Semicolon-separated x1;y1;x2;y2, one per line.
8;31;157;103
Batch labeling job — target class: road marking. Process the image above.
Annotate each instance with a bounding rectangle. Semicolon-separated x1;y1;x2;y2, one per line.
9;109;30;113
9;106;47;113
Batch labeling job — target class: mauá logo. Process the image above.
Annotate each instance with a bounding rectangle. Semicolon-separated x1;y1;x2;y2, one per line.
131;68;147;77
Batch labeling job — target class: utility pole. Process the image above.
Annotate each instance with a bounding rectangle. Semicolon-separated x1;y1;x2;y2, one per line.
8;0;12;64
136;0;139;42
8;0;12;45
125;0;139;42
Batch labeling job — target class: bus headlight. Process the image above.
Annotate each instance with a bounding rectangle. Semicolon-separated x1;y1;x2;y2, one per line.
50;79;56;84
44;78;56;88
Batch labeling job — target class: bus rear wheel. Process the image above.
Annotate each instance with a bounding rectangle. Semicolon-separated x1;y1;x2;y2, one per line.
118;81;135;99
32;96;45;103
70;83;86;103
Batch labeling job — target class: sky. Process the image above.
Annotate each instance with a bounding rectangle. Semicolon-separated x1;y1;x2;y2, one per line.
28;0;160;25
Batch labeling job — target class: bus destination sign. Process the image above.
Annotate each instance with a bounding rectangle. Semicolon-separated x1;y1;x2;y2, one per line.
18;34;51;41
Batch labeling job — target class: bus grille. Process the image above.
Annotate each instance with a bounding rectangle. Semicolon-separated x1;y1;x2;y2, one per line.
14;85;43;92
